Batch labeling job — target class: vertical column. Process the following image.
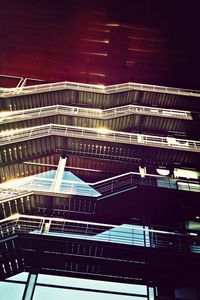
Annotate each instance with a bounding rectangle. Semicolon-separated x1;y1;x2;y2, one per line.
51;157;67;192
22;272;38;300
139;166;146;178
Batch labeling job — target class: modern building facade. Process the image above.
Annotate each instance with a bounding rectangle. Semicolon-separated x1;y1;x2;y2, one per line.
0;78;200;299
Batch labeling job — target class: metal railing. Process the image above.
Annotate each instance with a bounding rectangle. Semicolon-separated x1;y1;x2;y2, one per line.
0;172;199;204
0;189;30;201
0;177;100;198
0;124;200;152
0;104;192;124
0;214;199;254
91;172;200;197
1;80;200;98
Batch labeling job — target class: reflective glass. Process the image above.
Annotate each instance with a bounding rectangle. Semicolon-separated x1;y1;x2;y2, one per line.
33;286;147;300
37;274;147;295
0;281;25;300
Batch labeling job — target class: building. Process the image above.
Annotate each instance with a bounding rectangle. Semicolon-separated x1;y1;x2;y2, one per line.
0;78;200;299
0;1;200;299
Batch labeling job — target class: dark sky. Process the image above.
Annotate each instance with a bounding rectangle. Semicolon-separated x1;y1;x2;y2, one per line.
0;0;200;89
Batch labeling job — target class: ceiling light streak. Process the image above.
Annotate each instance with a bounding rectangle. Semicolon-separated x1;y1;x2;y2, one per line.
81;51;108;57
81;38;109;44
125;60;136;66
128;48;152;53
89;73;106;77
106;23;120;27
87;28;110;33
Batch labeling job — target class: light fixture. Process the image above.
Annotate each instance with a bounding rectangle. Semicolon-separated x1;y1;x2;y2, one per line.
156;168;170;176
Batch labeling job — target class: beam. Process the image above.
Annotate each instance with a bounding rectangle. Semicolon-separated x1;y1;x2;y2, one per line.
22;272;38;300
50;157;67;192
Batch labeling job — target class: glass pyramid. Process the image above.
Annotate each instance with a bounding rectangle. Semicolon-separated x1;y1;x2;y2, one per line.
0;170;101;197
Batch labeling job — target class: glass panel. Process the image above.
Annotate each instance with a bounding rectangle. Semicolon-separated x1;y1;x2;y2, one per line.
92;224;150;247
148;287;155;300
37;275;147;295
6;271;29;282
33;286;147;300
0;282;25;300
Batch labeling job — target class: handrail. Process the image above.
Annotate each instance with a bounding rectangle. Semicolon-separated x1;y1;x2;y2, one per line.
0;189;32;201
1;80;200;98
0;214;199;253
0;104;192;124
91;172;200;196
0;172;199;204
0;124;200;152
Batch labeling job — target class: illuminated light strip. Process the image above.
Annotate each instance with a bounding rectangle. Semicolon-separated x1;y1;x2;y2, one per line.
81;51;108;56
81;38;109;44
1;80;200;98
128;47;152;53
0;124;199;152
0;104;192;124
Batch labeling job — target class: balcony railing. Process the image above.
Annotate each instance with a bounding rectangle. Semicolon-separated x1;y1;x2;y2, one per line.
0;104;192;124
91;172;200;197
1;81;200;98
0;214;199;254
0;172;199;221
0;124;200;152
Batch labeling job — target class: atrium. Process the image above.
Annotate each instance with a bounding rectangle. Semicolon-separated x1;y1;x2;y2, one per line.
0;1;200;299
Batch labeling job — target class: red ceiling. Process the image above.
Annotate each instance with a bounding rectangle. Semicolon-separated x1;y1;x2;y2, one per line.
0;0;200;89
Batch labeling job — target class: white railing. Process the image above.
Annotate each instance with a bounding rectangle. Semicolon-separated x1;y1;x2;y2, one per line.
0;171;199;203
0;124;200;152
0;104;192;124
0;214;199;253
1;80;200;98
0;177;100;198
91;172;200;196
0;189;31;201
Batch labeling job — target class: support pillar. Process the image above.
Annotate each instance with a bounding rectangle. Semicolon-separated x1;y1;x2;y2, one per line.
22;272;38;300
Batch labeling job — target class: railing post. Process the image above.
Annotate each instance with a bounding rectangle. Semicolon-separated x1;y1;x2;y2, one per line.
85;223;88;239
143;227;146;247
178;234;182;252
48;124;52;134
132;228;134;245
40;218;45;234
29;128;33;137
